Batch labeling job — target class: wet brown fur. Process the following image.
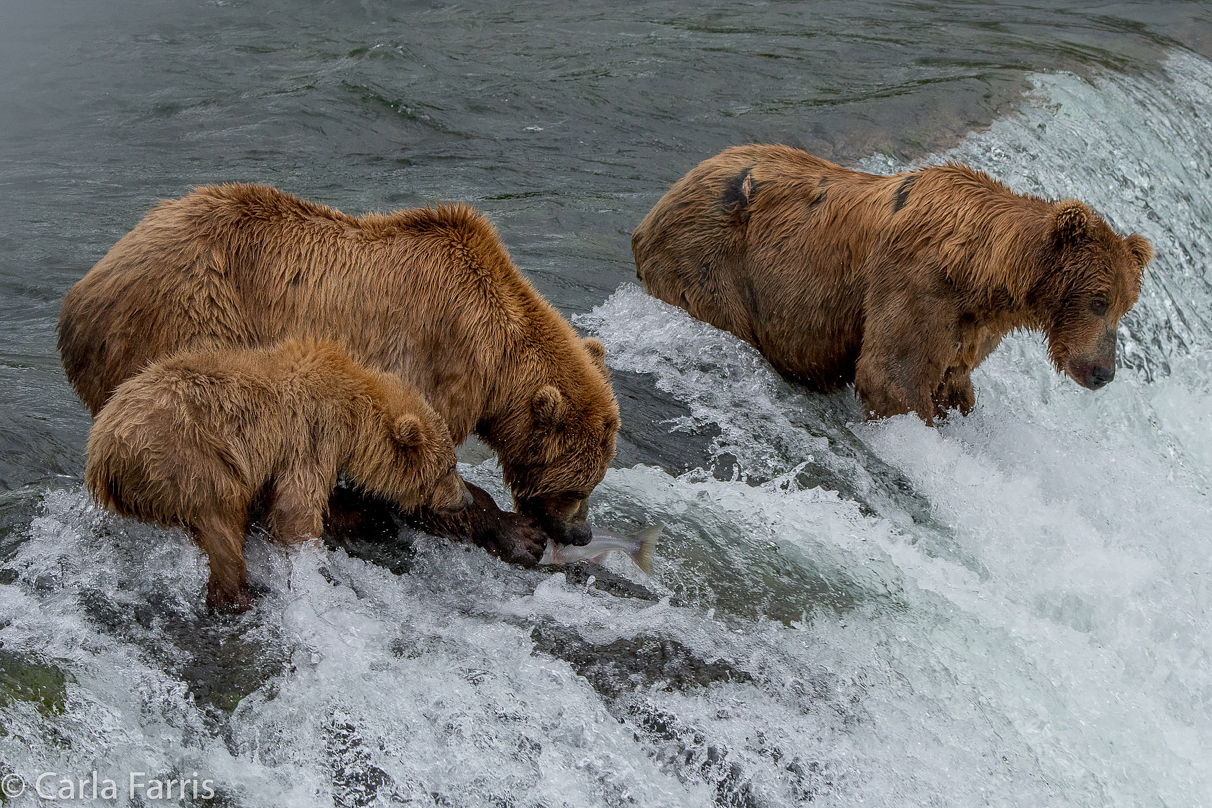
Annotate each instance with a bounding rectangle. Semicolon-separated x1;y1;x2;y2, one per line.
86;339;469;612
633;144;1153;422
60;185;619;552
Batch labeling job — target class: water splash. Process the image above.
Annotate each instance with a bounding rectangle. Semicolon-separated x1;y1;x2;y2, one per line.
2;51;1211;808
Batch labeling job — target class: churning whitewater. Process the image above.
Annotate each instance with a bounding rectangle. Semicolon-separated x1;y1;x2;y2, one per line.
2;53;1211;808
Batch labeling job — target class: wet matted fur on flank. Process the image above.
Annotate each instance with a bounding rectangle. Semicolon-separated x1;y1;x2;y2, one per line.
633;144;1152;422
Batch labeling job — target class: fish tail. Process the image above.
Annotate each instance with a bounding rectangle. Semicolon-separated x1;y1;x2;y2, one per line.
628;525;662;575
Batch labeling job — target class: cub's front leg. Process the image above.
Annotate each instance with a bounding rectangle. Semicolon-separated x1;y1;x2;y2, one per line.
407;483;547;567
267;466;332;546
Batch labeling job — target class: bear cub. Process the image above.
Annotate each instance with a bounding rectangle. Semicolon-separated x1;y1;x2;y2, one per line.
86;338;471;612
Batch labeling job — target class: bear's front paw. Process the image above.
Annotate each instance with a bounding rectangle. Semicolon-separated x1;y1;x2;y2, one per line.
406;482;546;566
488;513;547;567
206;582;253;614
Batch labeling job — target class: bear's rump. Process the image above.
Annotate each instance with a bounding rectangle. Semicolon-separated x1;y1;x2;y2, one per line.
89;425;244;530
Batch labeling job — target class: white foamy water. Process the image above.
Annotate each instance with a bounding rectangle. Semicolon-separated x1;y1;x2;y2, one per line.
2;53;1211;807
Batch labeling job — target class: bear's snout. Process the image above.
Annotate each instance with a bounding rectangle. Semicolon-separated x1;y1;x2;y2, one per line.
516;494;594;546
1067;358;1116;390
565;521;593;546
1088;364;1115;389
537;517;592;547
1064;326;1118;391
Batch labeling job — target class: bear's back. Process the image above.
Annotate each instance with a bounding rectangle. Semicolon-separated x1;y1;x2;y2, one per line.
62;186;549;418
95;340;370;482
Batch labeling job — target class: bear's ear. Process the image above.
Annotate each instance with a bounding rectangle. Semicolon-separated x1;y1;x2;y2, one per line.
1052;200;1091;246
391;414;424;449
583;338;608;374
1125;233;1153;269
532;385;568;432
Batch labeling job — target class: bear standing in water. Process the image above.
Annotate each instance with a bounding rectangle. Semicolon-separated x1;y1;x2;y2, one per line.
59;187;619;562
633;144;1153;423
86;339;472;612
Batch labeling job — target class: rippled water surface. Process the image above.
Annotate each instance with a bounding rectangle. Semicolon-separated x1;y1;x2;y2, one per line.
2;2;1211;806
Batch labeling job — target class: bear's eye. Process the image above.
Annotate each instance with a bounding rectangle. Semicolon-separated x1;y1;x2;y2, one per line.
1089;298;1108;317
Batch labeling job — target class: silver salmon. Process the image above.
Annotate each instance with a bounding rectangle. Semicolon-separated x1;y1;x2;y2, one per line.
540;525;661;574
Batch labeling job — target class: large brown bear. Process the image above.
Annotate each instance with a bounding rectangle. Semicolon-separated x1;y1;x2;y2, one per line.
59;185;619;563
633;144;1153;422
86;339;472;612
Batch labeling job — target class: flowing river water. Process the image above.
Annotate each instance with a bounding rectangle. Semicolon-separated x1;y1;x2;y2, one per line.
1;2;1210;805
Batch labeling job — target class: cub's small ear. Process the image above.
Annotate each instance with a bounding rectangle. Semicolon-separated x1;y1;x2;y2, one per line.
532;385;567;432
1125;233;1153;269
391;414;424;449
583;338;608;374
1053;200;1091;246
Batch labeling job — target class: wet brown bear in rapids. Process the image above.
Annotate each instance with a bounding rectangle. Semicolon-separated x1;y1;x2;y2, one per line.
633;144;1152;423
60;185;619;562
87;339;472;612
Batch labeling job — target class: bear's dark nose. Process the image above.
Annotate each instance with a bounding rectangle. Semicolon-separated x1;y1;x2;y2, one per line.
566;522;593;546
1088;364;1115;389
